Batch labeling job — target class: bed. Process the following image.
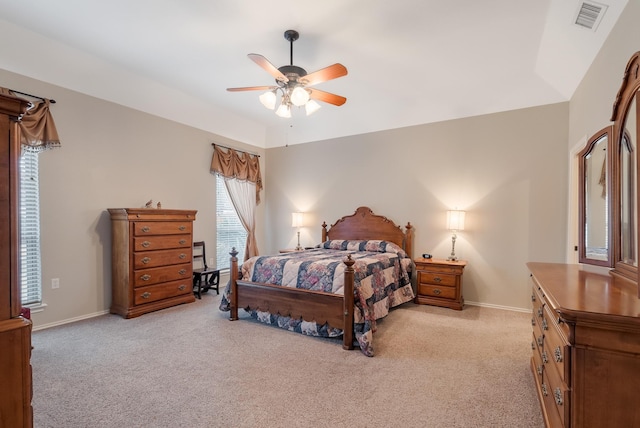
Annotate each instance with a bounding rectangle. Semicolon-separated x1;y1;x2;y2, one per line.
219;206;415;356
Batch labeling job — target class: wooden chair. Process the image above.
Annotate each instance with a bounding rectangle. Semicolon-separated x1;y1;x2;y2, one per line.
192;241;220;299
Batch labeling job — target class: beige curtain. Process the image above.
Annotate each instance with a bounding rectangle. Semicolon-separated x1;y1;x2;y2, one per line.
210;144;262;204
211;145;262;261
1;87;61;151
224;178;258;261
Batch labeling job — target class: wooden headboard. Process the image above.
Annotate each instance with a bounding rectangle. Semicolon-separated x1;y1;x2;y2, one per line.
321;206;413;258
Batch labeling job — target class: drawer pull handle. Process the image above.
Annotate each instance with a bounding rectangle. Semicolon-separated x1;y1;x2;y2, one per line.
433;277;442;283
142;241;151;248
542;351;549;364
537;307;543;318
178;284;186;291
531;294;536;302
141;257;151;264
141;292;151;299
178;225;186;231
554;388;563;406
554;346;563;363
140;274;151;281
542;318;548;331
536;365;543;376
432;288;441;295
531;341;535;350
541;383;548;397
179;239;187;245
141;226;150;233
537;336;543;347
531;318;535;326
179;253;186;259
178;269;187;275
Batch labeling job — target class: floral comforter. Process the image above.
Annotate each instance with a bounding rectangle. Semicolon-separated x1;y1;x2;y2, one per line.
219;240;415;356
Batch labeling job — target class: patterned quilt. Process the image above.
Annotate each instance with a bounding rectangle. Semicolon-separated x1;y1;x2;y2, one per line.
219;240;415;356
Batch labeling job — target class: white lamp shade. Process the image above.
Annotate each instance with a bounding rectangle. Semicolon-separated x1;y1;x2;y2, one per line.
446;210;466;231
259;91;277;110
275;103;291;118
305;100;321;116
290;86;310;106
292;212;304;228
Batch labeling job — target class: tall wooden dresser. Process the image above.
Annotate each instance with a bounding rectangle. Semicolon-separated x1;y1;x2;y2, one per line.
528;262;640;427
108;208;197;318
0;93;33;427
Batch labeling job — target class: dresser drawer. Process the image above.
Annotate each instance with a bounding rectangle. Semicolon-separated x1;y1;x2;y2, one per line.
543;305;570;383
543;355;570;427
133;263;192;287
134;248;191;269
134;279;192;305
134;221;193;236
418;271;457;287
417;283;457;299
133;234;191;251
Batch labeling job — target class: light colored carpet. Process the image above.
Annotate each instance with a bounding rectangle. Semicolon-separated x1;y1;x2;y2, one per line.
31;293;544;428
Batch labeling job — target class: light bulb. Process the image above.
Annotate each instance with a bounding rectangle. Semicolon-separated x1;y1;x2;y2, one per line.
290;86;310;106
259;91;276;110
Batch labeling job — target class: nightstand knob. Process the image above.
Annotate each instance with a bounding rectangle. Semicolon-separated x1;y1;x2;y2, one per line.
433;277;442;283
433;288;441;295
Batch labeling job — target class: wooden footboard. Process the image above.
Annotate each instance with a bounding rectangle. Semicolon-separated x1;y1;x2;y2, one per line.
228;248;356;350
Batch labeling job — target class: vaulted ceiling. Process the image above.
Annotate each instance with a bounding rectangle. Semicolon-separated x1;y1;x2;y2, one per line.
0;0;629;147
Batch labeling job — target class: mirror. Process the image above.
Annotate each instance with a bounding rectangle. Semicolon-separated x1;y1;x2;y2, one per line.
578;51;640;291
579;128;612;266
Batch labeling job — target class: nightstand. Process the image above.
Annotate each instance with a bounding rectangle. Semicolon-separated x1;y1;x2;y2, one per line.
414;258;466;310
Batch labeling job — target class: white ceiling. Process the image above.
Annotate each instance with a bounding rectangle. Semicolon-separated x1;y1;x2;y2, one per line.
0;0;629;148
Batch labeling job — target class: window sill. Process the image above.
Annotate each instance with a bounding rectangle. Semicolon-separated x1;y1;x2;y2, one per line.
24;302;47;314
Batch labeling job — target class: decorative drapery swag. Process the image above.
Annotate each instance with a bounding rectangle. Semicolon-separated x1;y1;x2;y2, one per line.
0;87;61;152
210;144;263;204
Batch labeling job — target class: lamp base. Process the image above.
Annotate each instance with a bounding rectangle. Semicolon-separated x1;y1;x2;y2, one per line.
447;256;458;261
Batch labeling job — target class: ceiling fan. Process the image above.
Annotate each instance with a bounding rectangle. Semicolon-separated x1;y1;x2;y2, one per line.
227;30;348;118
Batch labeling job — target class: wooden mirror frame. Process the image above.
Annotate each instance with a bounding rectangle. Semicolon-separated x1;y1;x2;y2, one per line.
578;51;640;290
609;51;640;287
578;126;613;267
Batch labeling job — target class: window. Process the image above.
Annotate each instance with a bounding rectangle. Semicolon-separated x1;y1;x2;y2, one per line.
20;150;42;305
216;177;247;270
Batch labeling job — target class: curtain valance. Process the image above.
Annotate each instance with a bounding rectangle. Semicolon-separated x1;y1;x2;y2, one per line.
210;144;262;204
0;87;61;152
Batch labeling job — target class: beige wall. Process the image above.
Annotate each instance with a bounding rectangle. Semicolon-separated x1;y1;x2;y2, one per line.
3;0;639;326
0;69;265;328
265;103;569;310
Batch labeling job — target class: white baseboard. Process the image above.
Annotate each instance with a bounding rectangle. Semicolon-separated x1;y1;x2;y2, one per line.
464;301;531;313
32;310;110;332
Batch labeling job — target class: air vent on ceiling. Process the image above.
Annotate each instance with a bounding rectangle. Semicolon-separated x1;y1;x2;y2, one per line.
574;1;608;31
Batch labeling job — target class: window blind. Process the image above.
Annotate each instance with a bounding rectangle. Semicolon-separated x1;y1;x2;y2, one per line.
215;177;247;270
20;150;42;305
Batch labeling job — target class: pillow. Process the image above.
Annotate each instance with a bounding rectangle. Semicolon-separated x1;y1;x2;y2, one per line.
321;240;407;258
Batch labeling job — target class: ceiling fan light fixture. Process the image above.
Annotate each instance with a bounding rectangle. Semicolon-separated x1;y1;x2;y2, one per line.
305;100;321;116
275;103;291;118
290;85;310;107
259;90;277;110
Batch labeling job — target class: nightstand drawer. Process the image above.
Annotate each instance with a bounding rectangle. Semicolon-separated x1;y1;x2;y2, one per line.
418;271;457;287
417;283;457;299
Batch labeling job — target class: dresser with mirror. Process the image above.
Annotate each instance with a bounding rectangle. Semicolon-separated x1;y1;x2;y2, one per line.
528;52;640;427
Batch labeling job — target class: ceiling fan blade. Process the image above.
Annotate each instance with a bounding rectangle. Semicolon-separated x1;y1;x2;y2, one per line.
226;86;276;92
301;64;348;86
248;54;288;83
308;89;347;106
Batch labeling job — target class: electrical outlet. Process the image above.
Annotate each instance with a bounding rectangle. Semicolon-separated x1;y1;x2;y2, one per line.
51;278;60;289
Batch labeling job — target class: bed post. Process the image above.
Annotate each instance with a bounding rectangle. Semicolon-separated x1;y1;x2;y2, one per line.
229;247;239;321
342;255;355;350
321;221;328;242
405;222;413;258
